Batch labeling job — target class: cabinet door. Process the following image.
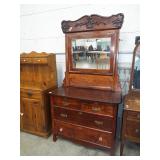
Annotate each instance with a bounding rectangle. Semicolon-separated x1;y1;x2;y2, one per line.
21;97;44;132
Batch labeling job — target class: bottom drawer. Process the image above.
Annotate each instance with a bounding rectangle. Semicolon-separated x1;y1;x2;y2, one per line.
54;120;113;148
126;120;140;138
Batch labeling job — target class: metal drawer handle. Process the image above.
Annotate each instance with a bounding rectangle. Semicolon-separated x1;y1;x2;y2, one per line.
63;102;70;106
37;59;40;62
135;129;139;133
23;59;26;62
59;128;63;132
78;112;83;115
92;107;101;112
94;120;103;125
60;113;67;118
99;137;103;141
20;113;24;116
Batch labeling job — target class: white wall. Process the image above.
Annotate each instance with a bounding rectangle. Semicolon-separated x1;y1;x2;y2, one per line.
20;4;140;86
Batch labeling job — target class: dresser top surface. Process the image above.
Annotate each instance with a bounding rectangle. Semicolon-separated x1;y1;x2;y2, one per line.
50;87;121;104
124;91;140;112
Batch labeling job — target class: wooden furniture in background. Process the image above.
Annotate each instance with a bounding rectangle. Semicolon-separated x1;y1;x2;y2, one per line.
20;52;57;137
50;13;124;154
120;40;140;155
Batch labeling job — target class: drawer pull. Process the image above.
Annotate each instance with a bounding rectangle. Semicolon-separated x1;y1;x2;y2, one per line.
37;59;40;62
94;120;103;125
20;113;24;116
135;129;139;133
99;137;103;141
23;59;26;62
27;92;33;96
60;113;67;118
92;107;101;112
62;102;70;106
78;112;83;115
59;128;63;132
125;105;129;108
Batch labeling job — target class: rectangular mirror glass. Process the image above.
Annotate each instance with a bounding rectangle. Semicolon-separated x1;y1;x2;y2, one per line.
72;38;111;70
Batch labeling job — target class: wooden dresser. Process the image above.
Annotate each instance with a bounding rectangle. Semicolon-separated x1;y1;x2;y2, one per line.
50;13;124;154
20;52;57;137
50;87;121;153
120;41;140;155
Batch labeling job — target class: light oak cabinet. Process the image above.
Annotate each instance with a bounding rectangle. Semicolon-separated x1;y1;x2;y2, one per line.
20;52;57;137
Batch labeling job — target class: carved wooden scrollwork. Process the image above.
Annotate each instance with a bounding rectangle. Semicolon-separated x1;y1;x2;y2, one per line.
61;13;124;33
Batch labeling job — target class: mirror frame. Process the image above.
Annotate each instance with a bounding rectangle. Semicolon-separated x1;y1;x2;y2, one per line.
66;30;118;75
129;42;140;92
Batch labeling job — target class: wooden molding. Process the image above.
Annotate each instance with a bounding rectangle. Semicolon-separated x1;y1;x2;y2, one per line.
61;13;124;33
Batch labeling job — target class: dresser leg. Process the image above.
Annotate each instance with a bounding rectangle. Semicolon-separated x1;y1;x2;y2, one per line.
120;141;124;156
53;134;57;142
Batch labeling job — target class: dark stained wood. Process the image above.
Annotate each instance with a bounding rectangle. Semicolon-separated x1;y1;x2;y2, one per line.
50;14;123;155
50;87;121;104
20;52;57;137
61;13;124;33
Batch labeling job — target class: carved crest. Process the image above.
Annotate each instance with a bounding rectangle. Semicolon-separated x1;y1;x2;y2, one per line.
61;13;124;33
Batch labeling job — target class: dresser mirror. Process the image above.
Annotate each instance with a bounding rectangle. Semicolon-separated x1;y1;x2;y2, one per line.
129;38;140;91
72;37;111;70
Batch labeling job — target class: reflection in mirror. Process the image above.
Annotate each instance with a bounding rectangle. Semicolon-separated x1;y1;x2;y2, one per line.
132;44;140;89
72;38;111;69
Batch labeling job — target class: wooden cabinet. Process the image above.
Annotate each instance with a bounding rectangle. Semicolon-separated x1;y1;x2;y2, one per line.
120;40;140;155
20;52;57;137
50;87;121;151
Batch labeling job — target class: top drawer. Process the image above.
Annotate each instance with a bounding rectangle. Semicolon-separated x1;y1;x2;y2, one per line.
21;90;41;99
53;96;115;117
127;110;140;121
20;58;32;64
32;58;48;64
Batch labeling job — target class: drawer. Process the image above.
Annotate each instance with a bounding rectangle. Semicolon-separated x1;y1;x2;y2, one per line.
81;102;114;117
54;106;113;132
53;96;114;117
32;58;48;64
21;90;41;99
54;120;113;148
127;111;140;121
54;96;81;110
20;58;32;64
125;120;140;138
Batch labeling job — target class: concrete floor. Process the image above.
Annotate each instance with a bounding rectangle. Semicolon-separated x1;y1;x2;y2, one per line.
20;132;140;156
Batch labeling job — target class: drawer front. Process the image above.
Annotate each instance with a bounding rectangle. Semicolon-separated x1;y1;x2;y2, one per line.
81;102;114;117
125;120;140;138
54;96;81;109
20;58;32;64
53;96;114;117
32;58;48;64
21;90;41;99
54;106;113;132
127;111;140;121
54;120;113;148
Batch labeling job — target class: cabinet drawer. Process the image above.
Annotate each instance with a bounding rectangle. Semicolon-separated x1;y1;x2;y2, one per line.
21;90;41;99
54;96;81;109
53;96;114;117
54;106;113;132
20;58;32;64
32;58;48;64
54;120;113;148
81;102;114;117
125;120;140;138
127;111;140;121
